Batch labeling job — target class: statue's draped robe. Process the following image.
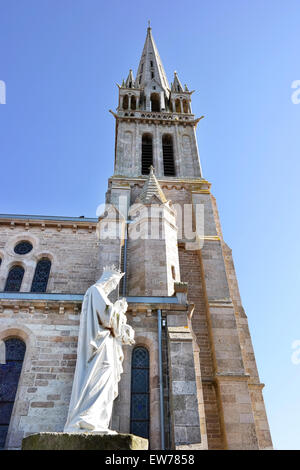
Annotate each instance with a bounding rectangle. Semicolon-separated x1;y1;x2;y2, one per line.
64;284;124;432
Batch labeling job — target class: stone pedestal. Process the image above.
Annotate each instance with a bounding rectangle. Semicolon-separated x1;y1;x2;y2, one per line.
22;432;148;450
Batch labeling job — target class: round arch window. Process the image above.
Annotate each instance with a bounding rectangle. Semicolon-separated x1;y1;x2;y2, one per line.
14;241;33;255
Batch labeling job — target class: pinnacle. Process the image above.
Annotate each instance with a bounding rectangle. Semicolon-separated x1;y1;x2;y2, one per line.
136;166;167;205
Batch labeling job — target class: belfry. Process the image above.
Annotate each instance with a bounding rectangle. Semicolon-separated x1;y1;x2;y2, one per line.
0;27;272;450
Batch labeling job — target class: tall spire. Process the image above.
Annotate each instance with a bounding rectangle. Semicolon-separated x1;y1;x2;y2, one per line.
136;26;170;95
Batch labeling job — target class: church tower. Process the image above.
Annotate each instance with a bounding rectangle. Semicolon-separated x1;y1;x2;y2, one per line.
98;26;273;450
0;26;273;451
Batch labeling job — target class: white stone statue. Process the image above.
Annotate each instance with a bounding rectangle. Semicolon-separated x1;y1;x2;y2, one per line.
64;266;135;434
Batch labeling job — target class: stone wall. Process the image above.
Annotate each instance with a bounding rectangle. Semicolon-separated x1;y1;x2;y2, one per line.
0;223;98;294
179;247;223;449
114;121;201;179
0;304;80;449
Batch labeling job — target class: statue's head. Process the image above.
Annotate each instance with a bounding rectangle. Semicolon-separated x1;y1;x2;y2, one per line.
96;265;124;295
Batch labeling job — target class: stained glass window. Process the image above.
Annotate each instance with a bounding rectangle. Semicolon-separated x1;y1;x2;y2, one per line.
14;241;33;255
0;338;26;449
4;266;24;292
31;258;51;293
130;347;150;439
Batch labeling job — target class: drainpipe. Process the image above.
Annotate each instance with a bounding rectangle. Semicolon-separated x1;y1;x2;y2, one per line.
122;222;128;297
158;308;165;450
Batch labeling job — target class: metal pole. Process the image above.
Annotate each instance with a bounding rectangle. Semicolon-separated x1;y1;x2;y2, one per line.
158;308;165;450
122;226;128;297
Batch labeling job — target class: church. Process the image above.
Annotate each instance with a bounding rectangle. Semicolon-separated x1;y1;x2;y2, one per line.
0;27;272;450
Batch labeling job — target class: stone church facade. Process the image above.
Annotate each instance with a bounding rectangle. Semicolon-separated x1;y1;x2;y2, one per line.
0;28;272;450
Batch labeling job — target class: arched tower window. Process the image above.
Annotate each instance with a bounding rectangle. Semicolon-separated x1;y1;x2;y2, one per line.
175;99;181;113
0;338;26;449
130;346;149;439
4;266;24;292
123;95;129;110
31;258;51;293
141;134;153;175
183;99;189;114
131;96;136;111
162;134;176;176
150;93;160;112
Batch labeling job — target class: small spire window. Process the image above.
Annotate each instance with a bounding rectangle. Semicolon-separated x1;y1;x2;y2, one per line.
123;95;129;110
131;96;136;111
150;93;160;112
183;99;189;113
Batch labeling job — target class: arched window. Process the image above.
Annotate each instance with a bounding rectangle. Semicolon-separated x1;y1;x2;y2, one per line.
162;134;176;176
31;258;51;293
123;95;129;110
131;96;136;111
4;266;24;292
183;99;189;114
0;338;26;449
141;134;153;175
150;93;160;112
130;347;150;439
175;99;181;113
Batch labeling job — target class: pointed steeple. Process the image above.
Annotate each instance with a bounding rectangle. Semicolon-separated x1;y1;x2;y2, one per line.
125;69;135;88
171;71;184;93
136;26;170;95
136;166;167;205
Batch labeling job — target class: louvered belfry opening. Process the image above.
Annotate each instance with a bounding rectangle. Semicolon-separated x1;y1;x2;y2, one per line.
162;134;176;176
141;133;153;175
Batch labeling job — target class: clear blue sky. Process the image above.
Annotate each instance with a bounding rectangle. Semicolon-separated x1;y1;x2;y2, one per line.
0;0;299;450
